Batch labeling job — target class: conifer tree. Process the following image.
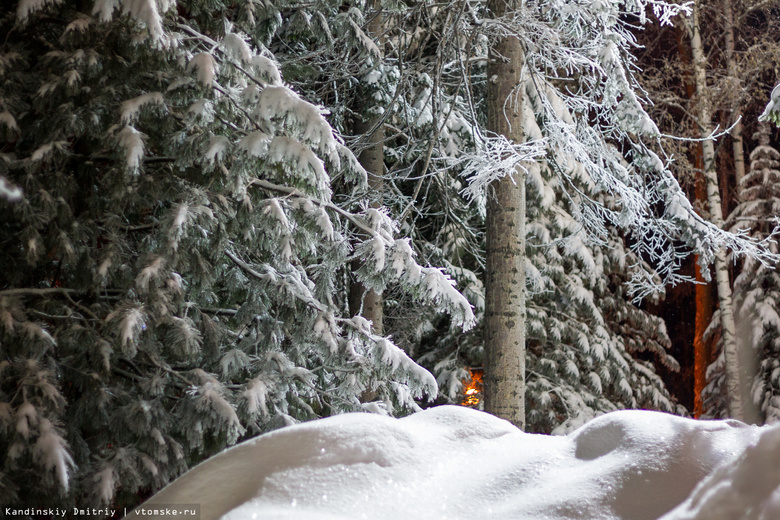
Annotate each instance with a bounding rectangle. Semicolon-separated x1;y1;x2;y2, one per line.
0;0;474;509
415;73;686;434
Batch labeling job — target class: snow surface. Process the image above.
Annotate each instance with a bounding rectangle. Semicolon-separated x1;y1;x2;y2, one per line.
134;406;774;520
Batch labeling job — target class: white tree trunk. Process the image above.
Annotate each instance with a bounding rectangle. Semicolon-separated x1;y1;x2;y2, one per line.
687;0;744;421
483;0;526;429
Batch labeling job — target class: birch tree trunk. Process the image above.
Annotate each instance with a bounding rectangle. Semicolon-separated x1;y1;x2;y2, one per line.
483;0;526;429
349;4;384;335
687;0;745;420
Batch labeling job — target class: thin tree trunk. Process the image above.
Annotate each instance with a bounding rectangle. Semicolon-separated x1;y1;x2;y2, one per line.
724;0;746;193
483;0;526;429
693;255;714;417
687;0;744;420
349;4;384;335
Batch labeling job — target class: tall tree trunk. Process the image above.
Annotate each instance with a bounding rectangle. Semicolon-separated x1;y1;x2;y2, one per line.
724;0;746;194
483;0;526;429
693;256;715;417
687;0;745;420
693;145;715;418
349;5;384;335
676;24;715;417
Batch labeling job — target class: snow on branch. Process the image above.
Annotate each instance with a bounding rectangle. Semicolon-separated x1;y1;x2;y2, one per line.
254;86;340;165
16;0;62;22
114;126;146;171
466;0;778;299
32;418;75;491
106;304;147;358
251;56;283;87
187;53;218;87
0;176;22;201
246;177;476;330
457;132;547;216
91;0;165;41
120;92;164;124
221;32;253;64
759;83;780;125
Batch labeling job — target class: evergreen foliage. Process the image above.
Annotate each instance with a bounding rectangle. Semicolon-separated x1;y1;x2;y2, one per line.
415;77;685;434
0;0;473;509
2;0;774;511
375;0;691;432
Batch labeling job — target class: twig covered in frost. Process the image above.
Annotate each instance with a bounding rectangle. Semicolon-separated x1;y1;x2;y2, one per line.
460;0;778;299
456;132;547;216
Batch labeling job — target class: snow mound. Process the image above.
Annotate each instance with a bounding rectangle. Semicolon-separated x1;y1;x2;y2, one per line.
134;406;766;520
661;422;780;520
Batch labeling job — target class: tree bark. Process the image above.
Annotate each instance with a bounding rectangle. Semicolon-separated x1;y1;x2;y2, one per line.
483;0;526;429
693;138;715;418
687;0;745;420
724;0;746;194
349;4;384;336
693;255;714;417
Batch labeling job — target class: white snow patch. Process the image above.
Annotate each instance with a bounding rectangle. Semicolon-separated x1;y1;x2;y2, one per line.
221;33;253;63
120;92;164;124
95;465;116;504
116;126;145;170
0;176;22;201
17;0;62;21
205;135;230;164
255;86;338;159
242;378;269;418
0;111;19;132
251;56;282;86
33;419;75;491
188;99;214;121
662;420;780;520
122;0;164;40
238;131;272;157
188;53;217;87
136;407;768;520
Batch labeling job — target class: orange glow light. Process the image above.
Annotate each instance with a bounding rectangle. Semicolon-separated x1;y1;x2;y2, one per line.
462;368;483;407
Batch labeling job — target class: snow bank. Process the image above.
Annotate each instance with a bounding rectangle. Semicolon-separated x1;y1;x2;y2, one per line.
134;406;768;520
661;421;780;520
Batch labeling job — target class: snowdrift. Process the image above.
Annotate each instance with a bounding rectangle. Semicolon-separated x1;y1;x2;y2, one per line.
133;406;780;520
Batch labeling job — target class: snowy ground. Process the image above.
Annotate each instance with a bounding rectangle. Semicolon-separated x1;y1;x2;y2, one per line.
133;406;780;520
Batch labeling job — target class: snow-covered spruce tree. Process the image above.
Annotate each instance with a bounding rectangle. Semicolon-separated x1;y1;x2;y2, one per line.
519;74;685;431
703;124;780;423
343;0;684;432
415;71;685;433
459;0;780;425
0;0;474;510
255;2;489;360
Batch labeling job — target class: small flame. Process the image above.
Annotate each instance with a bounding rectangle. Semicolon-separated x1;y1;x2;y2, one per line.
461;368;483;407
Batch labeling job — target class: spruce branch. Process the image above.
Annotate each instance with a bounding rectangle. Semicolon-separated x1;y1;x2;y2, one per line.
63;291;100;321
225;249;327;313
0;288;80;297
140;350;195;387
248;178;377;237
199;307;239;316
